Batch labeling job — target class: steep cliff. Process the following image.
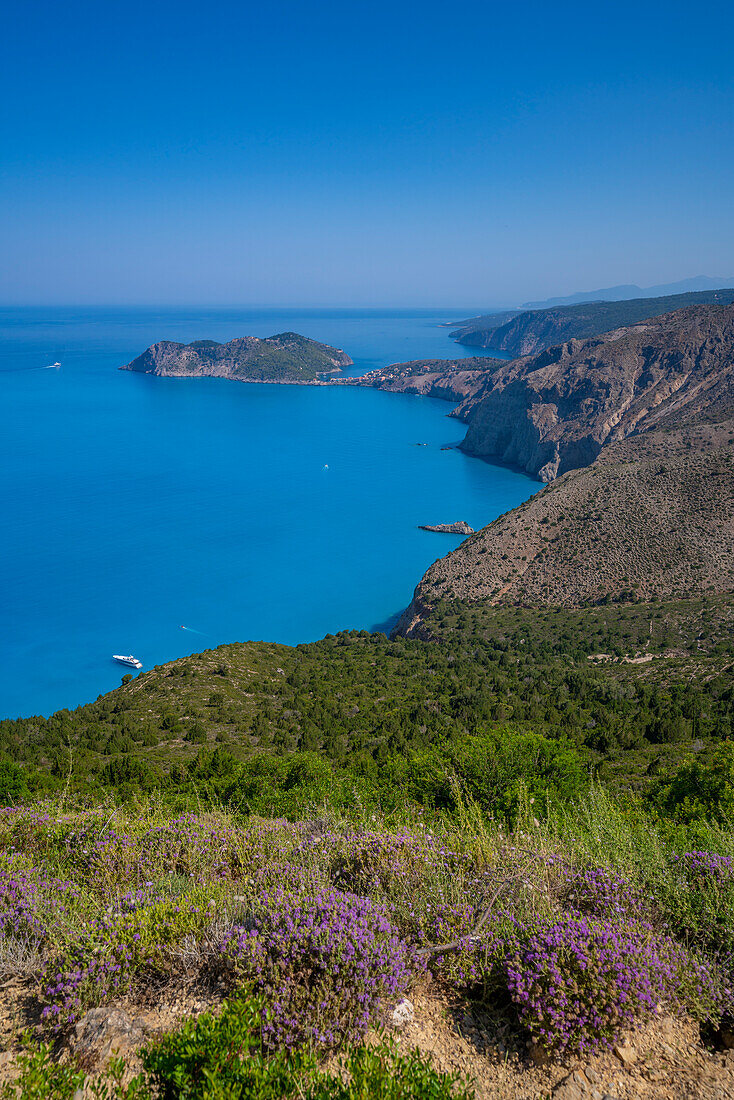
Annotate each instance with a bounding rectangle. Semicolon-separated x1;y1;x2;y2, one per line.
121;332;353;382
452;288;734;356
460;304;734;481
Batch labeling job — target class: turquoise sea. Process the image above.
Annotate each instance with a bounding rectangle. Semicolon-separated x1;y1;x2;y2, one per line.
0;307;537;719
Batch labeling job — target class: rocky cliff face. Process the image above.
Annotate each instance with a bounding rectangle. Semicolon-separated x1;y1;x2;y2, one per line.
453;288;734;356
460;305;734;481
394;302;734;632
121;332;353;383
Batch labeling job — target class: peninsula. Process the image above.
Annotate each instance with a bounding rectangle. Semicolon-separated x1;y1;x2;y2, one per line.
121;331;353;383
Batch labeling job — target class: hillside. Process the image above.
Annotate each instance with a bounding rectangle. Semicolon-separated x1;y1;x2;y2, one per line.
5;302;734;1100
397;419;734;631
3;589;733;807
388;304;734;635
451;287;734;355
121;332;353;382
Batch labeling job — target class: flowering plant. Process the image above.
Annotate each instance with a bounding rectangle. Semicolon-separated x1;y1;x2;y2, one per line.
223;886;417;1048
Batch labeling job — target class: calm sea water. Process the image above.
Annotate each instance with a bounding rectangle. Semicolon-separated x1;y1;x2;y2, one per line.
1;307;536;719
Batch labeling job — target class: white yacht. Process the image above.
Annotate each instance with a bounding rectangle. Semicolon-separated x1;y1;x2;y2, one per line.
113;654;142;669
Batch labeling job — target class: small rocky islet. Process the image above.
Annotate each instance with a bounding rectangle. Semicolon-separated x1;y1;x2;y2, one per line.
418;521;474;535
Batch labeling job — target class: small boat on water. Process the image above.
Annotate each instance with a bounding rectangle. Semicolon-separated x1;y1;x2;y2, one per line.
113;654;142;669
44;362;61;369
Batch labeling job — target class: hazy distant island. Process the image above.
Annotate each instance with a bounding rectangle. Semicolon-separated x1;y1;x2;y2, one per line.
121;331;353;383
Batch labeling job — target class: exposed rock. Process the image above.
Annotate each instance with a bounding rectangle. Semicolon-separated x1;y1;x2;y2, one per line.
460;304;734;481
613;1043;637;1066
418;521;474;535
553;1068;600;1099
121;332;353;383
347;356;506;409
396;420;734;627
390;998;415;1028
72;1007;148;1068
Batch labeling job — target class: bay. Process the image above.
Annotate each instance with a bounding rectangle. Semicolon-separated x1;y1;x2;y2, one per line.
0;307;536;718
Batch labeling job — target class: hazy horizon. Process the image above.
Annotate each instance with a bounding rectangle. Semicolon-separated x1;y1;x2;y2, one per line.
3;0;733;308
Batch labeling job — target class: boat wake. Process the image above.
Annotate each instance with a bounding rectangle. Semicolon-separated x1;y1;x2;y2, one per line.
2;362;61;373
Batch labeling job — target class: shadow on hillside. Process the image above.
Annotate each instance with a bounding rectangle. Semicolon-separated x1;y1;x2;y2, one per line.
369;609;404;636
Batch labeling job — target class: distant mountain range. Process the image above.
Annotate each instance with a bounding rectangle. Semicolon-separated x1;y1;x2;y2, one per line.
450;287;734;356
521;274;734;309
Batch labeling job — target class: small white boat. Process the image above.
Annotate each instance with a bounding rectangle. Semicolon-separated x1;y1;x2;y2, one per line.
44;362;61;369
113;654;142;669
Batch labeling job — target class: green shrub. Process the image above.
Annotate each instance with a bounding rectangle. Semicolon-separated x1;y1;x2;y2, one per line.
0;758;31;803
141;993;310;1099
0;1038;84;1100
141;994;474;1099
310;1041;475;1098
653;744;734;823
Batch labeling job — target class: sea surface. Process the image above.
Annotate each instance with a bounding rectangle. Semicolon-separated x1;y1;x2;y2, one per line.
1;307;537;719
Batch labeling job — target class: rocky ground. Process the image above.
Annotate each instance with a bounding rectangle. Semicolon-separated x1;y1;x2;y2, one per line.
396;990;734;1100
341;356;504;406
458;304;734;481
0;977;732;1098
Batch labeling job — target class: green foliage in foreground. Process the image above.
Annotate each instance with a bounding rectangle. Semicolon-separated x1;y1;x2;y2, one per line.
141;994;473;1099
0;999;473;1100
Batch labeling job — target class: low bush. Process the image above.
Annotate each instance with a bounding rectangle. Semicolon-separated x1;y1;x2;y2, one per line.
42;888;222;1027
223;887;417;1048
140;993;311;1099
504;914;722;1054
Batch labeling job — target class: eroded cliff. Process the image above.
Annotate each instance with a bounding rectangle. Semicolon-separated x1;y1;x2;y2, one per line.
460;305;734;480
396;419;734;634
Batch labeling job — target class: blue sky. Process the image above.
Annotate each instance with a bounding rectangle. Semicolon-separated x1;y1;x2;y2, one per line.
2;0;733;306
